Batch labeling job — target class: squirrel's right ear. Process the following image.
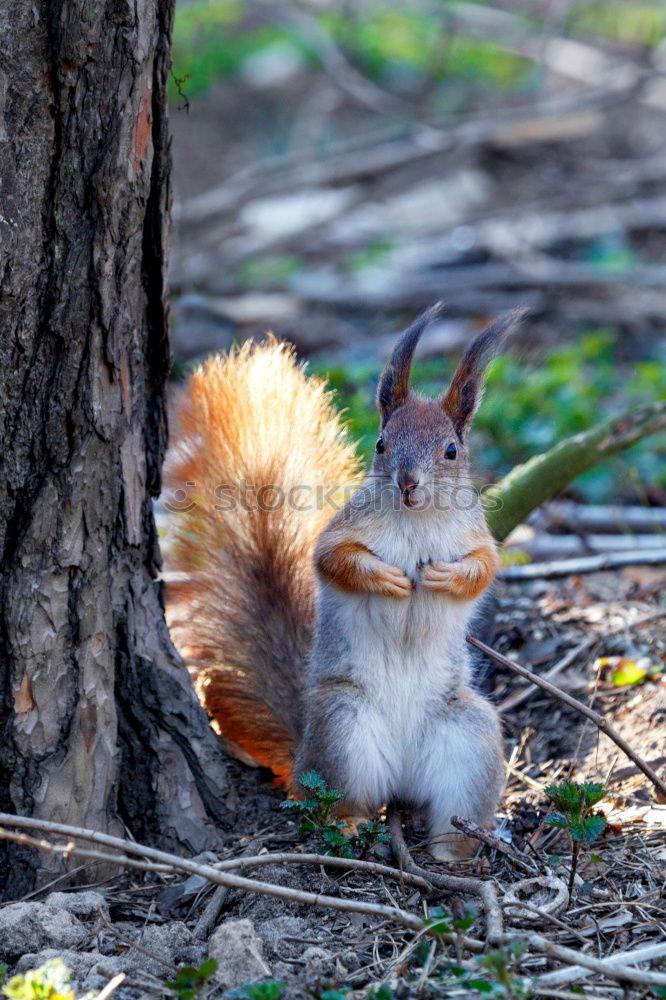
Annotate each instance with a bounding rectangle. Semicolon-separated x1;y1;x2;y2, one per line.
441;308;526;439
377;302;444;427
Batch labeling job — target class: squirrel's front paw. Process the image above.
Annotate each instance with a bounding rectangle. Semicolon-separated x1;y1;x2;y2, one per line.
420;560;469;597
368;560;413;598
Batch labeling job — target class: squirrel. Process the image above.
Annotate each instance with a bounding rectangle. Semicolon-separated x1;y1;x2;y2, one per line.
166;304;523;859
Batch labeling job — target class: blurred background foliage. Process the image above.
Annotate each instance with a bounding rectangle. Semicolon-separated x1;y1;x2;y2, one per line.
168;0;666;504
171;1;666;101
315;334;666;500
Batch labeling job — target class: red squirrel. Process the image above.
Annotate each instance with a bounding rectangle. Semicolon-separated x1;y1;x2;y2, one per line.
166;305;523;858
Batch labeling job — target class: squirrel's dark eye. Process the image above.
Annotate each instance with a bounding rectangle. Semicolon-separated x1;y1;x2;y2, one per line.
375;437;385;454
445;442;457;460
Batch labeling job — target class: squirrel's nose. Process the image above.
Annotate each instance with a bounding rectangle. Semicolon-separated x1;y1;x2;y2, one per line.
398;473;419;494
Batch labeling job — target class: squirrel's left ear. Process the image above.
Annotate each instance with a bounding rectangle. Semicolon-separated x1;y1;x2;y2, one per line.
377;302;443;427
441;308;526;439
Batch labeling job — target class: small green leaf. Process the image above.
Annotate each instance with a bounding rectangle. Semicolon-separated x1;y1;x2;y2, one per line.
197;958;218;978
240;980;286;1000
467;980;493;993
298;770;327;792
366;987;393;1000
580;814;606;844
544;812;568;828
580;783;607;807
569;821;586;841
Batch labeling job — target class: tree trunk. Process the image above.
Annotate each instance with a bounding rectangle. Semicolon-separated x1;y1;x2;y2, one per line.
0;0;233;898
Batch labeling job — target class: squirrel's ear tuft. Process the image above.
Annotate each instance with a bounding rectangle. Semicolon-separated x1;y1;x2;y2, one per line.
377;302;444;426
441;308;526;438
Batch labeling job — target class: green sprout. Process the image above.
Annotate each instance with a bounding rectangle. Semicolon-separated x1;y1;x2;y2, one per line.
166;958;218;1000
282;770;388;858
545;781;607;895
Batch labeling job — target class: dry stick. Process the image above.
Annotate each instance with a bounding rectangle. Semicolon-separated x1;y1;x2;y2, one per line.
449;816;536;876
97;905;178;972
467;636;666;802
0;820;422;933
497;608;666;715
386;805;503;944
5;825;661;985
193;836;263;941
498;637;596;714
213;851;431;891
0;825;491;956
94;974;126;1000
536;940;666;988
193;849;431;940
511;932;666;989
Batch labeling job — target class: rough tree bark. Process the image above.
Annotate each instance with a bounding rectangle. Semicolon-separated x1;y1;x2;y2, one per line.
0;0;233;898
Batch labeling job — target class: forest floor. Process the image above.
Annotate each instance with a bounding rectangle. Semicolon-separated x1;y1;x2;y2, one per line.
2;564;664;1000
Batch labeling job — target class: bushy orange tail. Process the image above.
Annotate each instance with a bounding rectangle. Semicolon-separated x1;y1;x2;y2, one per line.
164;338;362;787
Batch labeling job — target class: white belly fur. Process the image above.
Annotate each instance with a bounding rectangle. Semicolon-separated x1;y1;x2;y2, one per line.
317;507;481;800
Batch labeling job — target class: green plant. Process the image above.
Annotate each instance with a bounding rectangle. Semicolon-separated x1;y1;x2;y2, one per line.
282;770;388;858
166;959;218;1000
2;960;74;1000
545;781;607;895
474;941;531;998
235;981;285;1000
365;987;394;1000
410;934;531;998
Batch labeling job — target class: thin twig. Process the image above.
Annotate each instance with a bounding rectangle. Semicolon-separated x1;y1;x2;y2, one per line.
467;636;666;801
0;820;423;932
97;906;178;972
449;816;536;875
192;848;430;939
213;851;431;890
193;836;262;940
537;940;666;987
498;637;596;714
93;974;126;1000
387;805;503;943
498;608;666;714
514;932;666;988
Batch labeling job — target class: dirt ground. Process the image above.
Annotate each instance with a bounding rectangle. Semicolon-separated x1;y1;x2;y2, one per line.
3;565;663;999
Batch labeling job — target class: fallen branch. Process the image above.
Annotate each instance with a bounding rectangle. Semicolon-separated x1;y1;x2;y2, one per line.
467;636;666;802
504;532;666;561
486;401;666;542
0;817;423;933
387;805;503;943
174;77;644;228
498;548;666;580
536;940;666;988
514;932;666;989
539;500;666;534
